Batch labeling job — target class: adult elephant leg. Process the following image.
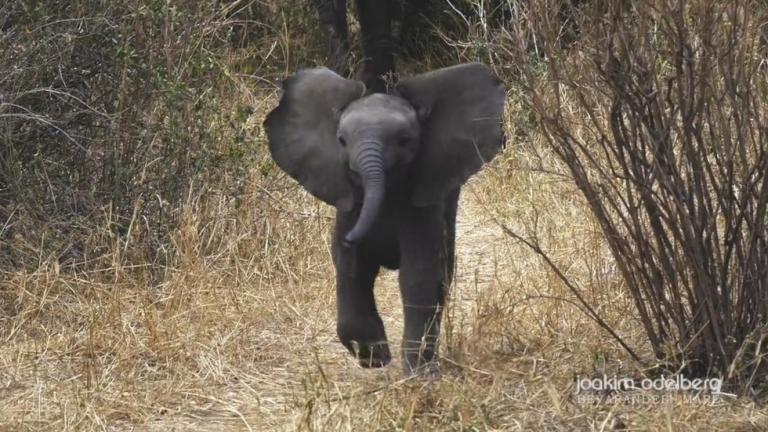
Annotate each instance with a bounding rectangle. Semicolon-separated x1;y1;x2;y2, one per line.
313;0;350;75
398;204;448;376
354;0;394;93
332;212;391;367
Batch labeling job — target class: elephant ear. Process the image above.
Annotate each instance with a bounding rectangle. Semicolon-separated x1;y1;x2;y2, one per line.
395;63;506;206
264;68;366;211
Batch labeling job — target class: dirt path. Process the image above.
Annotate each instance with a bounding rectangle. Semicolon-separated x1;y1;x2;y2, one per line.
135;175;511;431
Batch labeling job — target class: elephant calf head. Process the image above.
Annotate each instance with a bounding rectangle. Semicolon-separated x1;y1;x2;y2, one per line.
265;62;506;244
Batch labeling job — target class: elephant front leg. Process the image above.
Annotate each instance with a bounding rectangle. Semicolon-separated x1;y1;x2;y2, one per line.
333;235;391;368
398;207;448;377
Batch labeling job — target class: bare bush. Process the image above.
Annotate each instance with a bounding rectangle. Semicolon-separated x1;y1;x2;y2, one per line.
481;0;768;387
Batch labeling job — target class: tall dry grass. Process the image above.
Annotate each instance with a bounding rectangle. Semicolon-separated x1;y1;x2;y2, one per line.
2;0;768;430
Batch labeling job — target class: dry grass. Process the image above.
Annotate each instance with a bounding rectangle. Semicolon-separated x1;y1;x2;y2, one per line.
2;87;767;430
3;2;768;430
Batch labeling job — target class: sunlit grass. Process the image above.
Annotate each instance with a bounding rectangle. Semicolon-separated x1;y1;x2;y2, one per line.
2;1;767;430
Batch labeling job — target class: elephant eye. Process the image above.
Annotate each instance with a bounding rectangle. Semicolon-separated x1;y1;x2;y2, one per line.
398;136;410;148
338;136;347;147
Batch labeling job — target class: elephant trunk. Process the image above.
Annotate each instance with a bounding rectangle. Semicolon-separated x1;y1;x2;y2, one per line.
344;141;385;246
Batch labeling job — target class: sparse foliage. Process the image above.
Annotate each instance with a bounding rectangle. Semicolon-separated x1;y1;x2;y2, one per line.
0;0;287;269
495;0;768;388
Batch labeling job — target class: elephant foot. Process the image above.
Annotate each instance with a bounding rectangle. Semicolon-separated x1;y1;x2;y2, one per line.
350;340;392;368
337;316;392;368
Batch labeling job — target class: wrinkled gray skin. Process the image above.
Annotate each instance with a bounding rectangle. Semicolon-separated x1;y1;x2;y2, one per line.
264;63;505;376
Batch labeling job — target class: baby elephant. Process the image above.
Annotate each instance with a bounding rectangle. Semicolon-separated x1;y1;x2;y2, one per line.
264;63;505;376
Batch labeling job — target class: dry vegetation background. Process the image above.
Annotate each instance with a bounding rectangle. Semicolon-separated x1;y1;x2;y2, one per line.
1;0;768;430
